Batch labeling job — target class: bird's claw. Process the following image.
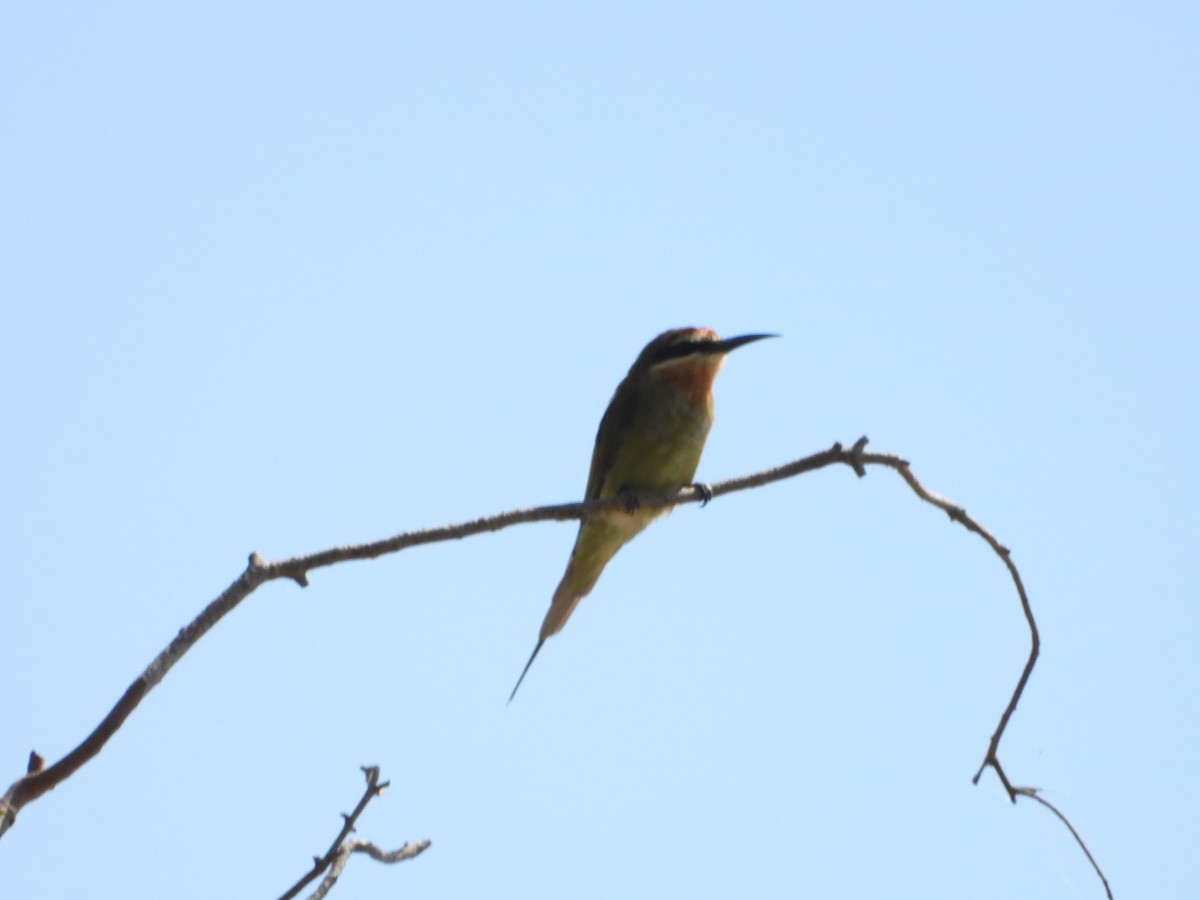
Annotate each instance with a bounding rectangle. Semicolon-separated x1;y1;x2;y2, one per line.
691;482;714;506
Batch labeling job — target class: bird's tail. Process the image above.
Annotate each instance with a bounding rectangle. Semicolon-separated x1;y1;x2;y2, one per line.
508;570;592;702
509;520;628;701
509;639;544;703
538;572;592;641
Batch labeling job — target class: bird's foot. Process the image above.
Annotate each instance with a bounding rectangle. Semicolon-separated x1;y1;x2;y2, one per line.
617;488;641;514
691;482;714;506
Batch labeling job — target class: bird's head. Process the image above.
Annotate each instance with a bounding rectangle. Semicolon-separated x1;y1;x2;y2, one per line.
629;327;777;402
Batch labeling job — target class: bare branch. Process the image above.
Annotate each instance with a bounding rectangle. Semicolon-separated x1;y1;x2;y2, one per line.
0;441;862;833
279;765;429;900
850;444;1041;798
0;437;1106;895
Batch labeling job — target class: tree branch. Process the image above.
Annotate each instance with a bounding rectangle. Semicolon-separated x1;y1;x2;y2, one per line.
278;765;429;900
0;438;1108;895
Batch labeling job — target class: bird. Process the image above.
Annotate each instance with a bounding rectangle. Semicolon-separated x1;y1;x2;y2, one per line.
509;327;775;701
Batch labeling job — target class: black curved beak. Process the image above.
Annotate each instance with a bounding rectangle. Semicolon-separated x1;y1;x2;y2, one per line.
708;333;779;355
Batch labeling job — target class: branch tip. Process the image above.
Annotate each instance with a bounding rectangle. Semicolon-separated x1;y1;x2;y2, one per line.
1013;787;1113;899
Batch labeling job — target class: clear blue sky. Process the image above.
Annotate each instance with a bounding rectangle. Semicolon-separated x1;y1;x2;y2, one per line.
3;3;1196;897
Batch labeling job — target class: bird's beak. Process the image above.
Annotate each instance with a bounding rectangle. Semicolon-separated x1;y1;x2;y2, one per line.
708;333;779;355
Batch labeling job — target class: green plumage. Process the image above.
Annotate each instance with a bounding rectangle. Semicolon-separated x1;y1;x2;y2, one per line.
508;328;774;701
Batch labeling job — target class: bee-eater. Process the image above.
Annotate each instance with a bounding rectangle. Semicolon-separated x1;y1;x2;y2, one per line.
509;327;775;701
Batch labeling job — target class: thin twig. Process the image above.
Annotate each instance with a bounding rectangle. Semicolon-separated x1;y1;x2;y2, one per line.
851;443;1041;798
278;765;429;900
1014;787;1113;899
305;838;432;900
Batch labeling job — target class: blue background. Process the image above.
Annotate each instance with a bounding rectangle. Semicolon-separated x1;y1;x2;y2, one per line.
3;3;1196;897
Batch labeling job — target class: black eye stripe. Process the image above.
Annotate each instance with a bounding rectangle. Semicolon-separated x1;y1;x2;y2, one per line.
649;340;711;365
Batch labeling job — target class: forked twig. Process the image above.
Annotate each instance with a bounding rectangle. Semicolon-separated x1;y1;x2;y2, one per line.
277;765;429;900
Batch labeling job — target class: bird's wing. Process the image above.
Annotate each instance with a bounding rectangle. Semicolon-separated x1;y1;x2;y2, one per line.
583;380;638;501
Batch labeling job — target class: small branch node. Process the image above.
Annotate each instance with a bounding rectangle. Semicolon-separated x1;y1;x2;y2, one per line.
971;756;1015;802
26;752;44;775
848;435;869;477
